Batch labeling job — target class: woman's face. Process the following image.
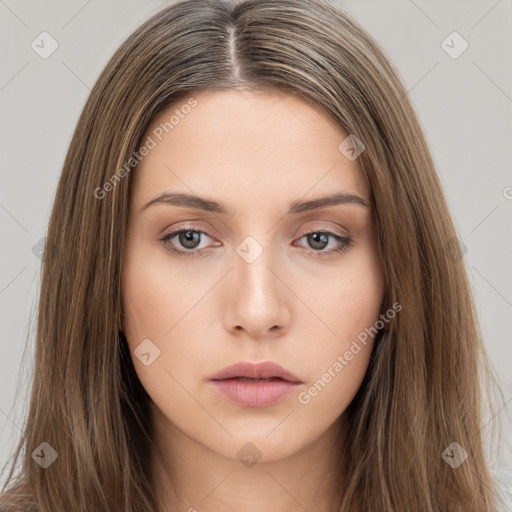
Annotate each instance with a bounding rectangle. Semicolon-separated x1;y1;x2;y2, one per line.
121;89;384;463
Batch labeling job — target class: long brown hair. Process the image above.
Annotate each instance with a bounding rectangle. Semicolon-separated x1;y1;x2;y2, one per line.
0;0;505;510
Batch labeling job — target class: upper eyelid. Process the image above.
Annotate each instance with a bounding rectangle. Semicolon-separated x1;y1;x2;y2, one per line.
161;226;349;246
162;218;350;236
162;225;348;240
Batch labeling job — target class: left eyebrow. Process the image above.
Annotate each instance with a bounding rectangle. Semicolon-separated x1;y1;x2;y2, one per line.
288;192;370;213
141;191;370;215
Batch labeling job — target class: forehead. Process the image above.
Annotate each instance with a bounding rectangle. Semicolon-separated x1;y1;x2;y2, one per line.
130;89;369;207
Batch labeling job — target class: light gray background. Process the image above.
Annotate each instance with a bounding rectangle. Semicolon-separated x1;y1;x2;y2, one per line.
1;0;511;485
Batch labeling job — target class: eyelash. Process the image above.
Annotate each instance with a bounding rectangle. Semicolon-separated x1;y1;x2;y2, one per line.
160;226;354;258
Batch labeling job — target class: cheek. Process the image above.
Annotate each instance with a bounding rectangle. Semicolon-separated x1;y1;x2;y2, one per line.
294;340;372;440
295;250;383;410
121;244;201;340
120;248;209;422
296;284;382;418
120;243;212;386
334;275;383;341
308;249;384;347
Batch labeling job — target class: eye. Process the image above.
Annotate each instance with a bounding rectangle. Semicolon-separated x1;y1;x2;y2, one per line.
161;227;218;257
160;227;353;258
294;230;353;256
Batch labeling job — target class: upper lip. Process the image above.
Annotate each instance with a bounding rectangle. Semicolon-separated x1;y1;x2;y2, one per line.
209;361;303;383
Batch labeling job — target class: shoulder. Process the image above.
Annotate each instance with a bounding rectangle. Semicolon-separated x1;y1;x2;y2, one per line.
492;468;512;512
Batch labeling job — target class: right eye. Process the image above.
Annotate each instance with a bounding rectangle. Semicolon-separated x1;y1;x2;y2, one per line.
160;227;220;257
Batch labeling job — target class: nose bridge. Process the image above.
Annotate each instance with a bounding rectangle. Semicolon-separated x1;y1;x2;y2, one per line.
224;233;291;335
234;233;279;300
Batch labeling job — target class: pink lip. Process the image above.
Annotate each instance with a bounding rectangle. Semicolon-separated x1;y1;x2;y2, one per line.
208;361;303;408
209;361;302;382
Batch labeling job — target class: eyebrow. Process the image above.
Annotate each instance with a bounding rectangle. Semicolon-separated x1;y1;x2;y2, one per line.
141;191;370;215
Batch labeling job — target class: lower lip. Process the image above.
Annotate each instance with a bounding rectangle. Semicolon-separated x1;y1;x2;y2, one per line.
209;378;302;407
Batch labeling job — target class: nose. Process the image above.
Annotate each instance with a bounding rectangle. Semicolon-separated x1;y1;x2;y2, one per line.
222;242;292;340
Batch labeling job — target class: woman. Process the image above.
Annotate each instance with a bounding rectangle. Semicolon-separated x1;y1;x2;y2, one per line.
0;0;510;510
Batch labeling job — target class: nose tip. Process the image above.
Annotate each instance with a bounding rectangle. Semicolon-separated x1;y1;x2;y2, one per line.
223;247;291;339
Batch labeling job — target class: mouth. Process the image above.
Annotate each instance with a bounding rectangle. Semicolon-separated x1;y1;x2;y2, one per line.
208;361;303;383
221;377;289;382
209;377;301;407
208;362;303;407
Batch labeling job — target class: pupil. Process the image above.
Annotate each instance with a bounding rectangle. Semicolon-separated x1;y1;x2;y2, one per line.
181;231;200;248
309;233;328;250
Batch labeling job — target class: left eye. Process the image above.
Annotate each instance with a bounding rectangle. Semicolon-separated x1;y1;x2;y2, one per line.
160;228;353;257
294;231;353;254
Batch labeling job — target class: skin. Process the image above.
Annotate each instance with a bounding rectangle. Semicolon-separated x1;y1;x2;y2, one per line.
121;89;385;512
